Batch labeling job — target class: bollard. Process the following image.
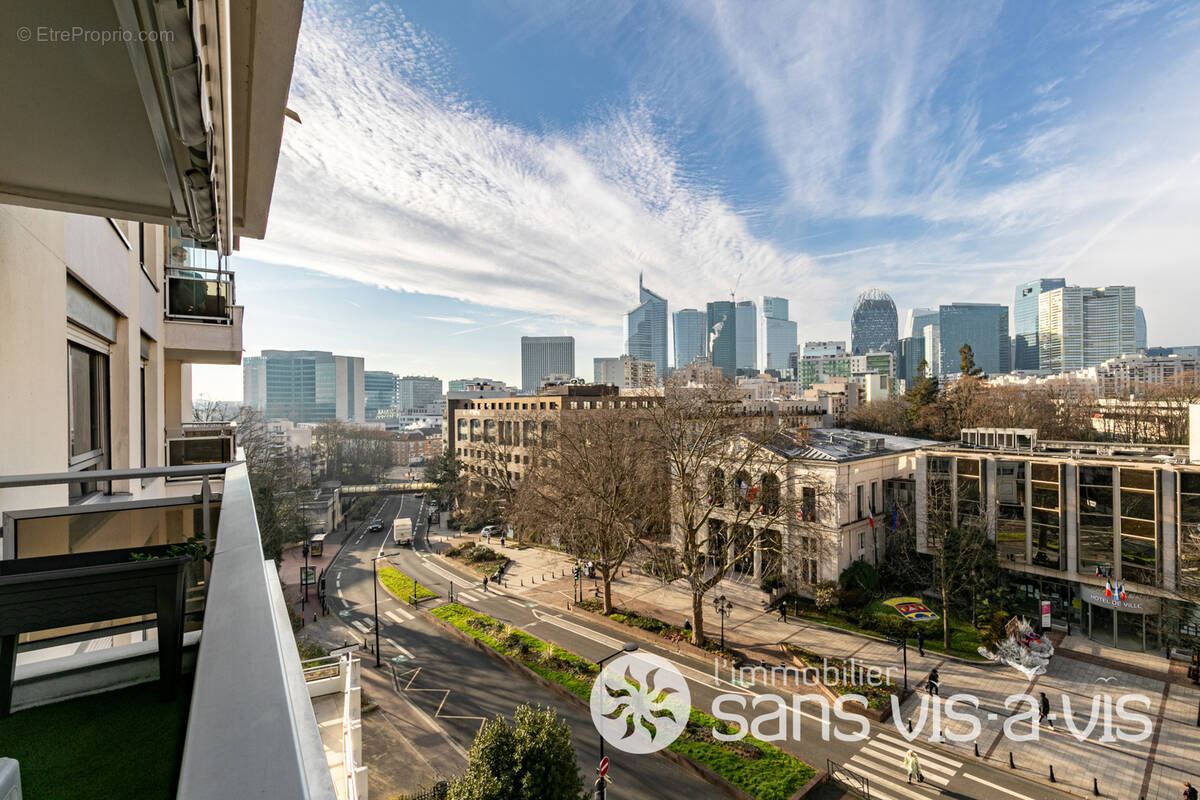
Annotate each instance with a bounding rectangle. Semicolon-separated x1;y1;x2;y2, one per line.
521;578;524;586
907;719;912;733
1093;777;1099;796
1049;765;1055;783
1009;752;1015;769
973;743;980;758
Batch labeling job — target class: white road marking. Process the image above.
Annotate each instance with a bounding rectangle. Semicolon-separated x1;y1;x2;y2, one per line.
395;607;414;621
507;599;525;607
337;589;344;599
874;733;963;770
961;774;1035;800
867;739;959;775
459;591;481;602
384;611;404;624
850;753;950;786
385;638;414;659
352;620;369;633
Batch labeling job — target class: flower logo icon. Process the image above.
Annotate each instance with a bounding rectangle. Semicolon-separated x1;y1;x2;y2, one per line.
590;653;690;754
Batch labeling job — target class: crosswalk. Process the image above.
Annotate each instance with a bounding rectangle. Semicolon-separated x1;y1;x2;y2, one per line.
384;608;415;624
839;732;963;800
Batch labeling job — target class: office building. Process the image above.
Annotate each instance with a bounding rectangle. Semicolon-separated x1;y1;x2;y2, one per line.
761;297;798;376
917;427;1200;653
673;309;707;369
521;336;575;393
922;324;942;378
896;335;927;389
242;350;365;423
1136;306;1147;351
851;289;898;355
1038;285;1137;373
398;375;443;413
937;303;1010;376
364;370;399;419
624;273;668;383
735;300;758;372
706;301;737;379
901;308;939;340
1013;278;1067;371
594;357;623;385
0;6;359;795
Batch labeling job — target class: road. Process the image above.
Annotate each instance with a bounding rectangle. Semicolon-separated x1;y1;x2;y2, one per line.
323;493;719;799
328;493;1075;800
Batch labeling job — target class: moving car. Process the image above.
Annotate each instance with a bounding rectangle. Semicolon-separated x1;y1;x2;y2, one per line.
368;519;383;532
479;525;501;539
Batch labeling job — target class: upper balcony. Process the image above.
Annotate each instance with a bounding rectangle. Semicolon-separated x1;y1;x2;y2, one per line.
0;463;348;799
163;228;243;365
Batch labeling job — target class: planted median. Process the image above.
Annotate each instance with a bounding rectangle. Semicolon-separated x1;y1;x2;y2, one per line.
431;602;815;800
379;566;436;602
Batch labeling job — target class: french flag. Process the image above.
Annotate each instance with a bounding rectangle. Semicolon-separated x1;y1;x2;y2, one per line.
1118;582;1127;601
1105;579;1114;598
867;507;875;529
891;505;899;531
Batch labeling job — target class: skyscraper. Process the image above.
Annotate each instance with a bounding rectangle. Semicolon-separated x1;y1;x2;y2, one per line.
851;289;898;355
521;336;575;392
1013;278;1066;370
1136;306;1147;351
735;300;757;372
901;308;939;340
624;273;667;383
1038;286;1136;372
706;301;736;379
937;304;1010;376
364;370;398;419
594;357;622;384
397;376;443;413
243;350;365;423
673;309;707;369
761;296;798;375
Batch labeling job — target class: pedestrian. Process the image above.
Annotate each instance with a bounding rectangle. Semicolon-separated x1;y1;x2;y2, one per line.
916;629;925;657
927;667;940;696
1185;781;1198;800
683;618;692;632
313;611;318;624
482;575;489;592
779;604;787;623
903;749;924;784
1039;691;1053;729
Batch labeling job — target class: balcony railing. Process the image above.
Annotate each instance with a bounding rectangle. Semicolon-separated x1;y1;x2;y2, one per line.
166;267;236;323
168;433;236;467
0;462;337;799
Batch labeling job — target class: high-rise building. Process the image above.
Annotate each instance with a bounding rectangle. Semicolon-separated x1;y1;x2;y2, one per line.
901;308;939;340
1136;306;1147;351
673;309;707;369
364;370;399;419
897;335;927;388
706;301;737;379
851;289;898;355
624;273;667;383
1038;285;1136;373
803;341;847;358
243;350;365;423
1014;278;1066;370
922;324;941;378
620;355;657;389
761;297;798;376
521;336;575;392
594;357;622;385
397;375;443;413
937;304;1010;376
734;300;757;371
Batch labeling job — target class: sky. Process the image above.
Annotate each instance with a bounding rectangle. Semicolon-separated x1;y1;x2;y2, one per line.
195;0;1200;401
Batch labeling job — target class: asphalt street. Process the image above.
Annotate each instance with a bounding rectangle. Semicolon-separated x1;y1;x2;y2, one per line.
325;493;1076;800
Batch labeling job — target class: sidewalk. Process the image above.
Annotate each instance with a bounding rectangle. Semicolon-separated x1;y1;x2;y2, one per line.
470;540;1200;799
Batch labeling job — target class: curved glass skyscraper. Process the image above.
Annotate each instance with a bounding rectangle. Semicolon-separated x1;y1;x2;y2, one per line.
624;272;667;383
851;289;898;355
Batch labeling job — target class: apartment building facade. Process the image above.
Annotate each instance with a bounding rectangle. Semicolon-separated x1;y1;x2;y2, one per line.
915;428;1200;652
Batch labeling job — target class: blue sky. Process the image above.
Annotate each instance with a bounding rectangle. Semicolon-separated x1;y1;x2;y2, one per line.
195;0;1200;400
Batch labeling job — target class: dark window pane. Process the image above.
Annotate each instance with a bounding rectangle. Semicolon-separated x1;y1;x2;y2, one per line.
1079;466;1112;487
1120;469;1154;491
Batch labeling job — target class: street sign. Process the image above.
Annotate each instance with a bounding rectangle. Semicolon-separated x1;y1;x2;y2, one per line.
1040;600;1052;628
886;635;903;646
301;566;316;586
331;644;360;657
597;757;609;777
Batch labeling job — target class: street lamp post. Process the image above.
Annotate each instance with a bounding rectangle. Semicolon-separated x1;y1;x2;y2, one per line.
371;554;391;668
713;595;733;651
594;642;639;800
302;540;310;610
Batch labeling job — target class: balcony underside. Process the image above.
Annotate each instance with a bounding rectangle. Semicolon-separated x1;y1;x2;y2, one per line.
164;306;244;365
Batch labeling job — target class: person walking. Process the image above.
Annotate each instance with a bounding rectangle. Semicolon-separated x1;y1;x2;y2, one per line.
1039;691;1053;729
482;575;489;592
916;630;925;657
1184;781;1197;800
779;603;787;623
927;667;940;697
903;749;924;784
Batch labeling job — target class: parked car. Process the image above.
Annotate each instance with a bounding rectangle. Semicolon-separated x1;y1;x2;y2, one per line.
368;519;383;532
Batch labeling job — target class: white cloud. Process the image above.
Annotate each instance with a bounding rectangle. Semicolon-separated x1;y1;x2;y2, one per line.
419;315;476;325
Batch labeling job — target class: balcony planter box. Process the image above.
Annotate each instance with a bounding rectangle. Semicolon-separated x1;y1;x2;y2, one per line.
0;547;190;716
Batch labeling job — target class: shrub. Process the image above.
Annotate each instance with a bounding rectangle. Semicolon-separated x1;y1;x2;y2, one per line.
837;587;870;611
978;611;1010;649
839;560;880;593
760;572;785;593
813;581;839;611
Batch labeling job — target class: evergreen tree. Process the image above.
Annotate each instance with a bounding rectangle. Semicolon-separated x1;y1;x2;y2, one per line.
450;705;584;800
959;344;983;377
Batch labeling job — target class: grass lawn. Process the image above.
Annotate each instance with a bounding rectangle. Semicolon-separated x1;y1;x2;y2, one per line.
432;603;815;800
793;599;985;661
0;677;192;799
379;566;437;601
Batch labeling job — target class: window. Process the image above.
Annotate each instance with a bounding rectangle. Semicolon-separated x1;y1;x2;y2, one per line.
68;341;109;498
140;361;148;468
856;484;864;519
870;481;878;514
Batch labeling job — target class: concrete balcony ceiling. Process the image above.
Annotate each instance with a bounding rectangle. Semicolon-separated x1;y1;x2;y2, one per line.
0;0;302;254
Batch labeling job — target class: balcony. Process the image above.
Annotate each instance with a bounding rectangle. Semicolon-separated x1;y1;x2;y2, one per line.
0;463;345;799
163;268;244;365
168;423;238;468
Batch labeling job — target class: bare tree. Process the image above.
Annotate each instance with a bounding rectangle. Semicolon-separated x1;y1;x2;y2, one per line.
510;407;663;613
645;379;837;648
193;395;234;422
313;420;392;484
234;407;310;561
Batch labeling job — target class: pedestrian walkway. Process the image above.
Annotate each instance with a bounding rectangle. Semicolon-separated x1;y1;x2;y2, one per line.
461;539;1200;799
841;732;963;800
